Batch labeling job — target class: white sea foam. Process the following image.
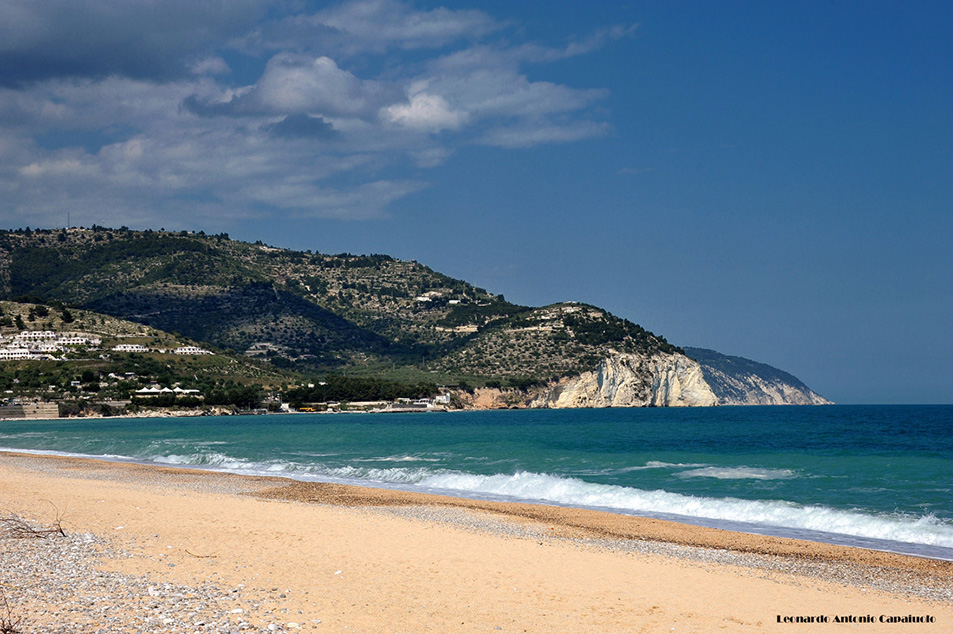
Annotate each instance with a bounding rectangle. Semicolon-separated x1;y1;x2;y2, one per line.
317;465;445;482
415;471;953;549
147;452;445;484
571;462;710;477
641;461;708;469
352;455;443;463
151;452;251;470
675;467;797;480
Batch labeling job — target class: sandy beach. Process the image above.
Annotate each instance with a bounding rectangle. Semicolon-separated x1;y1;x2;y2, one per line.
1;451;951;633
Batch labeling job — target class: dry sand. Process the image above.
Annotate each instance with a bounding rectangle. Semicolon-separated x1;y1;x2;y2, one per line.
1;451;951;633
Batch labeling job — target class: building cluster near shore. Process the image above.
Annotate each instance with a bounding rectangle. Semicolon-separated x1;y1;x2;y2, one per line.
303;394;452;414
132;385;202;398
0;330;213;360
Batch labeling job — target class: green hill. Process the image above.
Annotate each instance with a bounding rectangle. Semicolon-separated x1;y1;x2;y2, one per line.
0;227;678;386
0;299;290;410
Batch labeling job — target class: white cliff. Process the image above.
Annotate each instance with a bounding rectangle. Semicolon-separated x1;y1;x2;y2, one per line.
682;347;831;405
530;352;718;408
454;348;827;410
692;365;831;405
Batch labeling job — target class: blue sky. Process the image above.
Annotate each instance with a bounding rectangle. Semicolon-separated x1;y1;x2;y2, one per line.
1;1;951;403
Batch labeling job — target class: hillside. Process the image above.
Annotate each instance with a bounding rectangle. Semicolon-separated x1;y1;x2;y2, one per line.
0;227;679;387
0;299;290;412
683;347;831;405
0;227;829;408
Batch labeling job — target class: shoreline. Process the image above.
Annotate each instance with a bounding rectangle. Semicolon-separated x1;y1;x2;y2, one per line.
3;442;952;563
1;451;952;632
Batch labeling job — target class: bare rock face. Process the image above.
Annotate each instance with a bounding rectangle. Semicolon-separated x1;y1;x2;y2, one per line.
682;347;831;405
698;368;831;405
453;348;829;410
530;352;718;408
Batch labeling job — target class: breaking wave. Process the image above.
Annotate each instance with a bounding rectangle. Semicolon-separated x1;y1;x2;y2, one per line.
414;471;953;549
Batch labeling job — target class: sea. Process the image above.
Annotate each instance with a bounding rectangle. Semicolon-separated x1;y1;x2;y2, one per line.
2;405;952;561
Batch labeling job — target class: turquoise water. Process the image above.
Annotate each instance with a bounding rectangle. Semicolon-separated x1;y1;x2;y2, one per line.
2;405;951;559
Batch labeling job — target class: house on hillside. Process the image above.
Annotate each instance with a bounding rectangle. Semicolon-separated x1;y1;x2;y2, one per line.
0;348;32;360
112;344;150;352
174;346;213;355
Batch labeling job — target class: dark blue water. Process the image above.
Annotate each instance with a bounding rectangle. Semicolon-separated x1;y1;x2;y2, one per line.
2;405;951;558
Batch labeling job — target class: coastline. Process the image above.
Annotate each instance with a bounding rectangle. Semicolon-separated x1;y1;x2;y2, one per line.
1;451;951;632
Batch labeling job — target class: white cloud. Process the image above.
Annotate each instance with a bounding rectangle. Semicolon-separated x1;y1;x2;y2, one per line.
382;88;468;132
447;69;606;119
252;54;392;117
186;54;398;120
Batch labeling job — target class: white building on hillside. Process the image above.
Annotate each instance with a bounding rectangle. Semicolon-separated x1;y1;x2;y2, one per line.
174;346;213;355
0;348;32;360
56;335;101;347
15;331;56;341
112;344;150;352
8;331;101;352
134;386;202;397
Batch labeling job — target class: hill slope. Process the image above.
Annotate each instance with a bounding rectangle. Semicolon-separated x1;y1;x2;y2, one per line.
684;347;831;405
0;228;679;386
0;227;828;406
0;299;289;409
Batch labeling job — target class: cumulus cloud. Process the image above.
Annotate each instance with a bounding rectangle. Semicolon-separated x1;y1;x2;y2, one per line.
382;86;468;132
0;0;628;226
249;54;395;117
185;54;398;120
